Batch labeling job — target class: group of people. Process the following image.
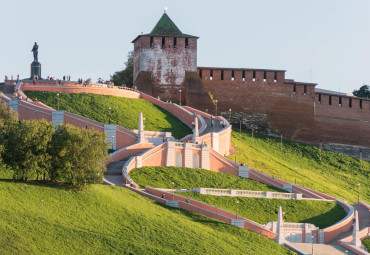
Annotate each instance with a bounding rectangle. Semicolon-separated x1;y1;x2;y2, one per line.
4;75;20;81
210;115;226;128
63;75;71;81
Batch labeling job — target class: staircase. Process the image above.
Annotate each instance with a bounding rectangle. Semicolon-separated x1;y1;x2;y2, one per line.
104;160;127;186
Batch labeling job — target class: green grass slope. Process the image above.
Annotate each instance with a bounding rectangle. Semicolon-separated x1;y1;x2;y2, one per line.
130;166;286;192
228;130;369;204
177;193;346;229
0;178;294;254
25;91;191;139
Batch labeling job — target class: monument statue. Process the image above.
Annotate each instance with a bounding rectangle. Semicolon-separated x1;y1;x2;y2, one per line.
32;42;39;62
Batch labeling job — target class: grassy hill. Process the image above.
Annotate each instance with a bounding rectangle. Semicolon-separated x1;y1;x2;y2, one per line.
228;129;369;204
0;170;294;254
130;166;346;229
24;91;191;139
130;166;286;192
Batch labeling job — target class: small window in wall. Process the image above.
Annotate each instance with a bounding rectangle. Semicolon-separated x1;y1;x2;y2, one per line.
339;96;342;106
318;94;321;103
304;85;307;95
274;72;277;83
199;69;202;79
329;95;332;105
221;70;224;80
162;37;165;48
360;99;363;109
349;98;352;108
210;69;213;80
150;37;154;48
185;38;189;48
174;37;177;48
293;84;296;94
253;71;256;82
242;71;245;81
263;72;266;82
231;70;235;81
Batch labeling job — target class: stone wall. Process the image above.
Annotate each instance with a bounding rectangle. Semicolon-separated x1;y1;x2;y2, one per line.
323;143;370;161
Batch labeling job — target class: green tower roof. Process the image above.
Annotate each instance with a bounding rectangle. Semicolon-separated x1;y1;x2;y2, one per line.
132;13;198;43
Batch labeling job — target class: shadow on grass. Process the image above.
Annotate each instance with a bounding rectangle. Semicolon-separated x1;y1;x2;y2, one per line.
0;178;81;191
300;203;347;229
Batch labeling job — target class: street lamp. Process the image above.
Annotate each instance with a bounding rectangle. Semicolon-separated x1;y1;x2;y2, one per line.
228;108;231;122
57;93;59;111
357;183;360;202
215;99;218;116
111;135;114;150
179;89;182;106
142;225;146;245
172;182;174;201
252;128;254;148
234;144;237;162
239;117;242;138
236;200;239;220
108;106;111;124
294;167;297;185
311;234;314;255
40;200;44;220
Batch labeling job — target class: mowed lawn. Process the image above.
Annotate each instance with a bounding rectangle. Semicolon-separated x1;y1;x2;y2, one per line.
24;91;191;139
228;129;369;204
0;169;294;255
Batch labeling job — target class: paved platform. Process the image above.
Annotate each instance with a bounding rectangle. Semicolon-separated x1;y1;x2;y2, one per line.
292;243;356;255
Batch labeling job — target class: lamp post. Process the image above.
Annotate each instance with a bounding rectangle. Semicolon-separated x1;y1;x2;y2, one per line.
215;99;218;116
108;106;111;124
360;150;362;170
111;135;114;150
280;133;283;151
236;200;239;220
142;225;146;245
239;117;242;138
172;182;174;201
40;199;44;220
294;167;297;185
357;183;360;202
252;128;254;148
234;145;237;162
57;93;59;111
311;234;314;255
228;108;231;122
319;140;322;161
179;89;182;106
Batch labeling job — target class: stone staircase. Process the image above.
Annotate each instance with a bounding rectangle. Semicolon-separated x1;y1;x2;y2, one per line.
103;160;127;186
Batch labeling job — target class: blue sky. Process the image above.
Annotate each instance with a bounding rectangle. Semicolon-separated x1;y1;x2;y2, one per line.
1;0;369;93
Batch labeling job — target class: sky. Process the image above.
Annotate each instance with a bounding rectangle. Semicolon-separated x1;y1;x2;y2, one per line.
0;0;369;94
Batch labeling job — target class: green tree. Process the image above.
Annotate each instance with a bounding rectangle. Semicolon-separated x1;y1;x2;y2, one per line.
3;119;55;181
110;51;134;87
49;124;109;186
353;85;370;98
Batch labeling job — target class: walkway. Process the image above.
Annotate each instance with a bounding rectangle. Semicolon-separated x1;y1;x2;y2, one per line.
203;117;224;134
103;160;127;186
292;243;356;255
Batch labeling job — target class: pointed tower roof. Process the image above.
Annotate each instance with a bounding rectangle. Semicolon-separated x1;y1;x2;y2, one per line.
132;12;198;43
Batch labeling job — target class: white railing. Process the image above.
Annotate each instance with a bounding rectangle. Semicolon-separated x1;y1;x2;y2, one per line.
192;188;302;200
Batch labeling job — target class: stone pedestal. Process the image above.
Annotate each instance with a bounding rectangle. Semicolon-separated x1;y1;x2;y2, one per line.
30;61;42;79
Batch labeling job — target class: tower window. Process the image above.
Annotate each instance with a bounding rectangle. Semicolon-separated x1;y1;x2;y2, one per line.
318;94;321;103
360;99;363;109
185;38;189;48
231;70;234;81
304;85;307;95
263;72;266;82
274;72;277;83
339;96;342;106
174;37;177;48
293;84;296;94
349;98;352;108
221;70;224;80
199;69;202;79
253;71;256;82
242;71;245;81
162;37;165;48
150;37;153;48
329;96;332;105
210;69;213;80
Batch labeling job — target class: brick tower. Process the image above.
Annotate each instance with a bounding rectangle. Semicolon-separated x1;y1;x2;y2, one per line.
132;10;198;102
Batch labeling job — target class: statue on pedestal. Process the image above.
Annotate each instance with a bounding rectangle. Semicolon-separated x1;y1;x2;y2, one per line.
32;42;39;62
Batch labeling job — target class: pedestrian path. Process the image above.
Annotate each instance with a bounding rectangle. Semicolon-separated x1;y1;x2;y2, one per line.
292;243;356;255
104;160;126;186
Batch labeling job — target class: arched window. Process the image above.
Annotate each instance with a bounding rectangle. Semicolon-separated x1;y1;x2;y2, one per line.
193;153;200;168
176;152;182;167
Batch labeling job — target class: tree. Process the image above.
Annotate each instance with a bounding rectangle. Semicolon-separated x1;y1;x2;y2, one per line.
353;85;370;98
110;51;134;87
3;119;55;181
49;124;109;186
